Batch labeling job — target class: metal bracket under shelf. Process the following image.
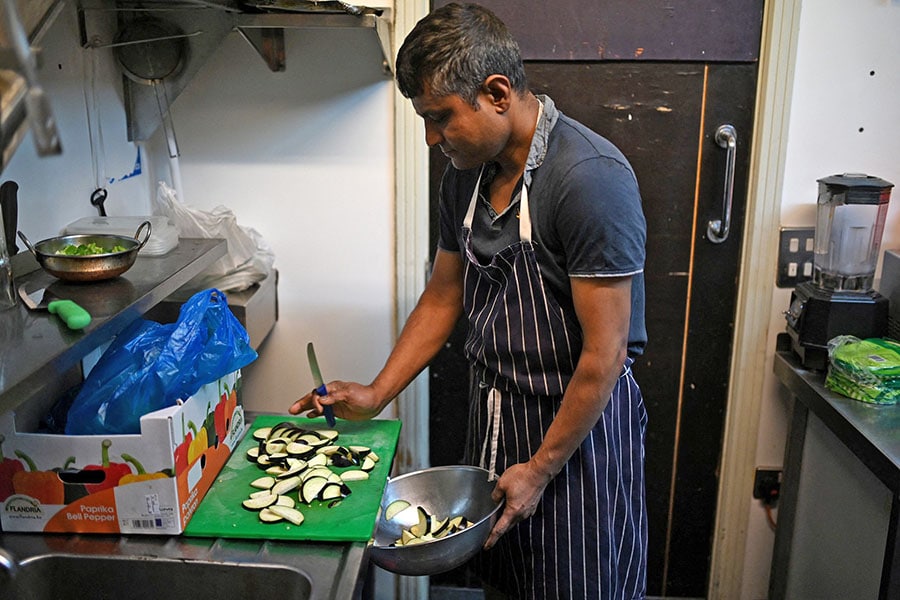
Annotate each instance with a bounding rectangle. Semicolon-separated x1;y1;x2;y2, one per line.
233;10;393;74
77;2;393;142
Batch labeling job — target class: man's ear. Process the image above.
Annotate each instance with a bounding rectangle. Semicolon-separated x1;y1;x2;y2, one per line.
482;74;513;113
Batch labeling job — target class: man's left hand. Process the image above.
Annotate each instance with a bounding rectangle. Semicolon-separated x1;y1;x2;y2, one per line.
484;461;551;549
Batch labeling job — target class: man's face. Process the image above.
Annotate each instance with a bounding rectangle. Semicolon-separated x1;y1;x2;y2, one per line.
411;82;508;171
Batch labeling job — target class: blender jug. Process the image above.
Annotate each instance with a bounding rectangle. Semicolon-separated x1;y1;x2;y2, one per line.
813;174;893;291
785;173;894;370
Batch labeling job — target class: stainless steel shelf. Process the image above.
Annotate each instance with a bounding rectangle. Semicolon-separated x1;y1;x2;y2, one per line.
0;238;226;415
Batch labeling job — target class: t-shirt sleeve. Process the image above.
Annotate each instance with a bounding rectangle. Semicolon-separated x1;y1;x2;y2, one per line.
555;156;646;277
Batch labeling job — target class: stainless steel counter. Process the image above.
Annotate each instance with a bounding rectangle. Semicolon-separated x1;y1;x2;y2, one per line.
0;239;226;414
771;334;900;600
0;529;367;599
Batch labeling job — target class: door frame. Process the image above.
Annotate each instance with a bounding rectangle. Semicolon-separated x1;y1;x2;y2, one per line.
392;1;432;598
392;1;803;598
708;0;801;598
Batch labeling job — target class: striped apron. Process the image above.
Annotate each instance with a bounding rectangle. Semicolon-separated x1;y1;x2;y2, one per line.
460;168;648;599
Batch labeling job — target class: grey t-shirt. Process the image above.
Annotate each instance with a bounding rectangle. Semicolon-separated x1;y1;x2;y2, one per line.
438;95;647;356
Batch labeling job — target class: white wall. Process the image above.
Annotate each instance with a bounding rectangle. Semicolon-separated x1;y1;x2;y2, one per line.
4;4;396;415
742;2;900;598
165;26;396;414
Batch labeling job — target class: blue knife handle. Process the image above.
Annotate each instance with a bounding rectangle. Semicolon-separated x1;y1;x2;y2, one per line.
314;384;336;426
323;406;336;427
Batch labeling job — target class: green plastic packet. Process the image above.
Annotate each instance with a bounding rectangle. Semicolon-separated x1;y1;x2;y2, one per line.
825;335;900;405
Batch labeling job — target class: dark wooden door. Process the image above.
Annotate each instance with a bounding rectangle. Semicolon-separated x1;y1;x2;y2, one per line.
428;2;763;597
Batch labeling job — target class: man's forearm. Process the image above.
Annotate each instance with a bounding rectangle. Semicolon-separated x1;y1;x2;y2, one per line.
370;292;461;404
530;346;625;480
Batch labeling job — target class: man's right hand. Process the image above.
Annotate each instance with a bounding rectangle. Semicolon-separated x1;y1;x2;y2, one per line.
289;381;386;421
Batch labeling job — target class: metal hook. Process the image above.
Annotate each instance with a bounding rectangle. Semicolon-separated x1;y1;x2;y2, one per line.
90;188;108;217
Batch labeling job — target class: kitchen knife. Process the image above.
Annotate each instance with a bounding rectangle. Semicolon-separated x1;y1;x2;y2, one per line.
18;285;91;330
0;181;17;256
307;342;336;427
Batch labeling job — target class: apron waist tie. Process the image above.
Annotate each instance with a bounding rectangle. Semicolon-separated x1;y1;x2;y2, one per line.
479;387;503;481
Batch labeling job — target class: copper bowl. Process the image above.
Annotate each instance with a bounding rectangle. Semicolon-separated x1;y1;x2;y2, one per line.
18;221;151;282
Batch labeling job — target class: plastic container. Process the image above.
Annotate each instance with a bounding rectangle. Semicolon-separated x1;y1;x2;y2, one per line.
63;216;179;256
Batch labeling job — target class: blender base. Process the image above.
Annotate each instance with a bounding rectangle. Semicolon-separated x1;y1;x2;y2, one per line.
785;281;889;370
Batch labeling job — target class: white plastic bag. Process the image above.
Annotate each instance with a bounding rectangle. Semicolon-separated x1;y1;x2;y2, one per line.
153;181;275;292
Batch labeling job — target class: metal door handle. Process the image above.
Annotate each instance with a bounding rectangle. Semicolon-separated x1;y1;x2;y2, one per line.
707;124;737;244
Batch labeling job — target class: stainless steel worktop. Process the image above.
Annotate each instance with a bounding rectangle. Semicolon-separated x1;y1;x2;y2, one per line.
0;528;367;600
771;335;900;600
0;238;226;415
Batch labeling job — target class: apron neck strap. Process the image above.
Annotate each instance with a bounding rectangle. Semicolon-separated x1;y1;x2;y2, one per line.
462;166;533;244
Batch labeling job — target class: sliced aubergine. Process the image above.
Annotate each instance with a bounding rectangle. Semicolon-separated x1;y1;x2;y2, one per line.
330;453;357;468
340;469;369;482
242;493;278;511
306;453;328;468
278;458;308;478
271;475;302;496
269;505;305;526
276;495;296;508
320;482;345;501
392;506;473;546
246;422;379;512
301;476;329;504
384;499;411;521
259;508;284;523
250;476;276;490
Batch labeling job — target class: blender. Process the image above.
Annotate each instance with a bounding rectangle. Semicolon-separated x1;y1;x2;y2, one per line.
785;173;894;369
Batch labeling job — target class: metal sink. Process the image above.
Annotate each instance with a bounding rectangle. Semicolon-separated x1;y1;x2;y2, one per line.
11;554;311;600
0;532;366;600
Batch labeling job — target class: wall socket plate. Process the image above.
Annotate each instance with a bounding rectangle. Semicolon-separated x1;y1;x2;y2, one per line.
777;227;815;288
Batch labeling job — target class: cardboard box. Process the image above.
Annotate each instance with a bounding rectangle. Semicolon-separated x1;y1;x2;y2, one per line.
0;371;245;535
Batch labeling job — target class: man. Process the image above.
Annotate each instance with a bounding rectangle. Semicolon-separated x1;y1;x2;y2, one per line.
291;3;648;597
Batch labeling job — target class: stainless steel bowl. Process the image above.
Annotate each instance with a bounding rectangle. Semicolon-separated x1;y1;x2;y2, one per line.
18;221;151;282
369;465;502;576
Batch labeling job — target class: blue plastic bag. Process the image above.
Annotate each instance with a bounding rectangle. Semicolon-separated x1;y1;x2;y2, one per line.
65;289;258;435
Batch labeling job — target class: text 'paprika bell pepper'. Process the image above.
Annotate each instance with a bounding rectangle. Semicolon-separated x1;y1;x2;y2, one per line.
84;439;132;494
0;434;24;501
118;453;170;486
12;450;64;504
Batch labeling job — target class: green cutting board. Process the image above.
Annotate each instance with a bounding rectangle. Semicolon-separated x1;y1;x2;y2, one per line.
183;415;401;542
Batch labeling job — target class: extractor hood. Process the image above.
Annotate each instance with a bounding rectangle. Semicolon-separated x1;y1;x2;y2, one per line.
78;0;393;143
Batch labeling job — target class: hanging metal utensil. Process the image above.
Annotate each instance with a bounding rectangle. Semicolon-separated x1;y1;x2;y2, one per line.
90;188;108;217
113;16;187;159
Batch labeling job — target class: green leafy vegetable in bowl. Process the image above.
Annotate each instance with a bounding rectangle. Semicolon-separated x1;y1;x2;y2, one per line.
55;242;127;256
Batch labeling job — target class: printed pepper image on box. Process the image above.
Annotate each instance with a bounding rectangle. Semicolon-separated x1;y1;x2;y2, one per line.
0;371;244;534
